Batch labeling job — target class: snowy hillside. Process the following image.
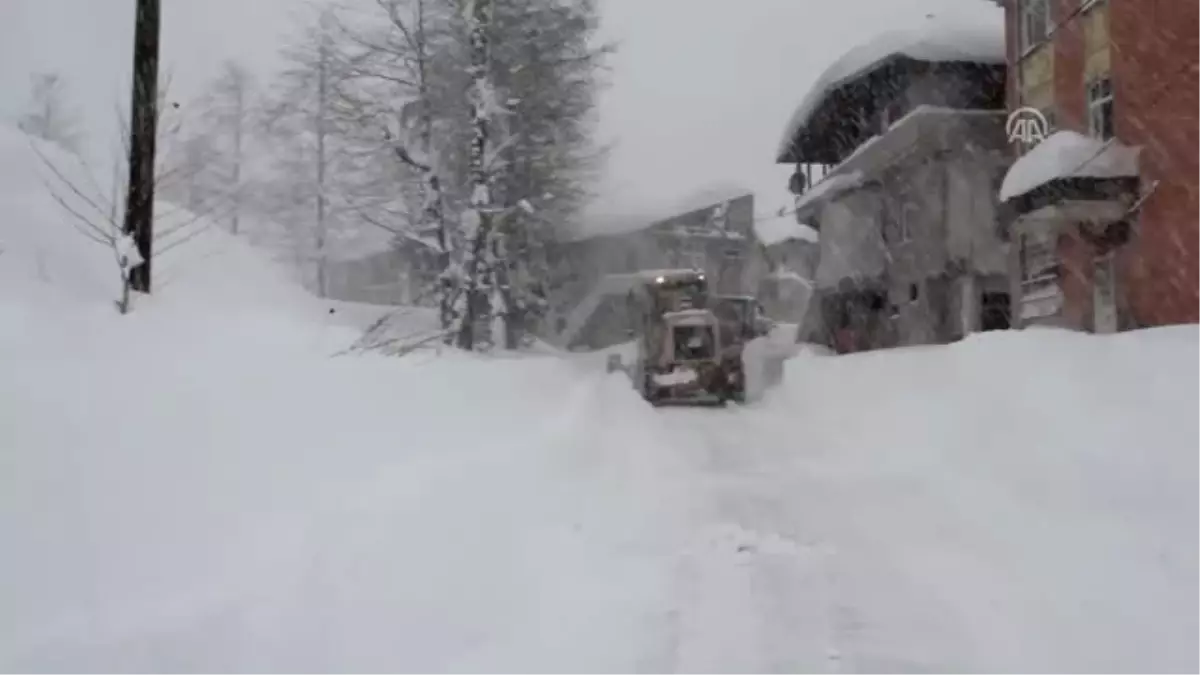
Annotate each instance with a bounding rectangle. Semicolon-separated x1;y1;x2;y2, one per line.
1;129;1196;671
0;127;683;671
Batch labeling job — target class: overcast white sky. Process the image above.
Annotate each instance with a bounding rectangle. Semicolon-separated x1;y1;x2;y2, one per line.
0;0;984;236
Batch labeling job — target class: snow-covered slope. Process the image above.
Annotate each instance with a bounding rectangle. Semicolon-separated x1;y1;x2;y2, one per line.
0;126;316;314
0;127;688;670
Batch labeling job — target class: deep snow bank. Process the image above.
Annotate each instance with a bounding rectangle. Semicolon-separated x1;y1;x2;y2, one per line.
758;325;1198;671
0;128;685;671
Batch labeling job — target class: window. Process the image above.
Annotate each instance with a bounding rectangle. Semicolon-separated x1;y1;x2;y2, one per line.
1086;76;1113;140
909;283;919;302
673;325;714;360
1019;0;1052;53
1018;231;1059;285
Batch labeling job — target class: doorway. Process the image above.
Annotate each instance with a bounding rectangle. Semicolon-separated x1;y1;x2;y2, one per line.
980;292;1011;331
1092;253;1118;334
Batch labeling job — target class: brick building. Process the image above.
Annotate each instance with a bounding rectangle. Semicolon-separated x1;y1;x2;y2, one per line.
996;0;1197;330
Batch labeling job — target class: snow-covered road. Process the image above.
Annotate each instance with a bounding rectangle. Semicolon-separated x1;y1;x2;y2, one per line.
643;401;979;675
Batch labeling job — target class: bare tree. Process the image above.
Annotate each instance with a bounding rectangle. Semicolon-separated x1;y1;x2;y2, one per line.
333;0;461;338
263;8;375;298
30;73;229;315
194;61;255;234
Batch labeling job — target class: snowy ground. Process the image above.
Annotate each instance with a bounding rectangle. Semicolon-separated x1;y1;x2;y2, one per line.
2;127;1197;672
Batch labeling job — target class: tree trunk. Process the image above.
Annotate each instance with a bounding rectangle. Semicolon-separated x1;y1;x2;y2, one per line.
413;0;456;341
231;80;243;235
315;30;329;299
456;0;495;351
123;0;161;294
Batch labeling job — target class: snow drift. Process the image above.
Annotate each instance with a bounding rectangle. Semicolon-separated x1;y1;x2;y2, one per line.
753;326;1198;672
0;125;688;671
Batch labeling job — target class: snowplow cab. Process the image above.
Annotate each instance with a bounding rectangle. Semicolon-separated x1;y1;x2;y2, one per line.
711;295;775;403
713;295;773;348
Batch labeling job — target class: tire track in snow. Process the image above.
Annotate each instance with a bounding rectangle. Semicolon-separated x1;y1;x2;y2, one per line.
693;401;986;674
647;405;848;673
568;367;884;672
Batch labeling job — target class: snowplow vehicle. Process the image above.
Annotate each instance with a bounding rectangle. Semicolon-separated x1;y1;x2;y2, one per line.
605;269;743;406
711;294;774;402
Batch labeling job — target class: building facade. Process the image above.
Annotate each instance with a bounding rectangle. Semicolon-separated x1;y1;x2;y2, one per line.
998;0;1198;330
776;13;1013;353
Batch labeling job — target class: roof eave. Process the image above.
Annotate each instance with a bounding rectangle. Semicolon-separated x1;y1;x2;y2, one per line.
777;58;1005;166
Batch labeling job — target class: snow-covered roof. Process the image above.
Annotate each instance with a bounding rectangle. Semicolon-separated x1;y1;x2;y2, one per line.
793;171;865;216
999;131;1141;202
569;185;753;242
775;10;1005;162
673;183;752;215
754;218;820;247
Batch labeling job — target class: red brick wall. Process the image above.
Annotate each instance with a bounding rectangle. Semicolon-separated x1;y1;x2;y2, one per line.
1057;228;1097;330
1109;0;1199;326
1004;0;1018;111
1052;0;1087;130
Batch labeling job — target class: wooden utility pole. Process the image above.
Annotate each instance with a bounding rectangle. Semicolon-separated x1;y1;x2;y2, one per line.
122;0;161;293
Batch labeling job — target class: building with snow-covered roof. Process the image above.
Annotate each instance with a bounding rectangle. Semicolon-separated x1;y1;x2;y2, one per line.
994;0;1197;333
774;10;1014;354
547;191;765;350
